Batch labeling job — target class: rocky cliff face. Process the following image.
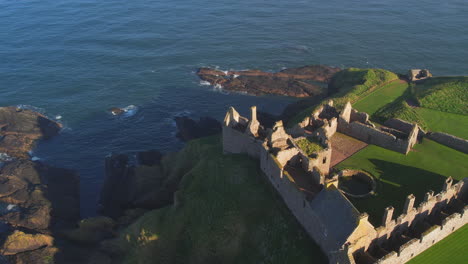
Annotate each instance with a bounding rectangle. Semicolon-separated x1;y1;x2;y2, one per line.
197;65;341;97
0;107;86;263
0;107;61;159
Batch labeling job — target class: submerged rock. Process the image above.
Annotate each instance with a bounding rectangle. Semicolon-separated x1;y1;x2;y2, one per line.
174;116;221;141
197;65;341;97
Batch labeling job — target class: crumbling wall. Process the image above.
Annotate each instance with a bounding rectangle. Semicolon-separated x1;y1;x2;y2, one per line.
384;119;415;135
427;132;468;154
338;121;409;153
350;109;369;124
222;126;263;158
347;178;467;263
375;206;467;264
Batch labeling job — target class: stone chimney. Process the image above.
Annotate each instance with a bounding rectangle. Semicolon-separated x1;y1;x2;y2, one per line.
250;106;257;121
404;194;416;214
443;177;453;192
382;206;394;226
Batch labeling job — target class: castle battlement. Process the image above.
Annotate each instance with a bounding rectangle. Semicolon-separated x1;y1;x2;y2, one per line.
221;104;467;264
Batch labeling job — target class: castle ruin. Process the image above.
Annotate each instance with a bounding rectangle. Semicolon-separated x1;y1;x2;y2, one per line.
222;101;467;264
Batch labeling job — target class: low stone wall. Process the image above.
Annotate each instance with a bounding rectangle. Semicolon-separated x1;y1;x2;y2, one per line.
375;206;468;264
384;119;414;134
338;120;410;154
427;132;468;154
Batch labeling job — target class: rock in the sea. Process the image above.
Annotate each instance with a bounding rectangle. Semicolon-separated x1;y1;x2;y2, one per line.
1;230;54;255
0;107;62;159
99;154;135;218
174;116;222;141
197;65;341;97
108;107;125;116
0;160;80;231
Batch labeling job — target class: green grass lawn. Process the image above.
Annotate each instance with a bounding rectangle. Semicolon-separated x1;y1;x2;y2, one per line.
407;224;468;264
335;139;468;226
108;136;327;264
416;107;468;139
353;81;408;116
413;77;468;115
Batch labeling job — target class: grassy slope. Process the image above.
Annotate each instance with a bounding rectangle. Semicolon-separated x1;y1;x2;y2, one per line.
413;77;468;115
416;107;468;139
407;224;468;264
373;77;468;136
109;136;327;264
335;139;468;226
287;68;399;127
353;81;408;116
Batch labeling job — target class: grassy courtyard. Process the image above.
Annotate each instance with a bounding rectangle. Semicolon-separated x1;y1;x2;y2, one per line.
353;81;408;116
335;139;468;226
407;224;468;264
416;107;468;139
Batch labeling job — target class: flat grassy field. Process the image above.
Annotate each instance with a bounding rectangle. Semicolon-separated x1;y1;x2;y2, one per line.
353;81;408;116
335;139;468;225
416;107;468;139
407;224;468;264
110;136;327;264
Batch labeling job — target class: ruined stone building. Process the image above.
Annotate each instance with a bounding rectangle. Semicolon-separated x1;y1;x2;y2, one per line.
222;102;467;264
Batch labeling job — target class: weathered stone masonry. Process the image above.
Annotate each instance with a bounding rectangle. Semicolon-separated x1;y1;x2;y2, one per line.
222;102;467;264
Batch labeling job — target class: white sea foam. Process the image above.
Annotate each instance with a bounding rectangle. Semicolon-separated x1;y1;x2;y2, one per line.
31;156;41;161
6;204;16;211
0;153;12;162
122;105;138;117
55;115;62;120
213;84;223;90
233;74;239;78
199;80;211;86
222;70;228;75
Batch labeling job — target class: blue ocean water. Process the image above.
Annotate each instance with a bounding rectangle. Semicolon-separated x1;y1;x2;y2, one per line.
0;0;467;217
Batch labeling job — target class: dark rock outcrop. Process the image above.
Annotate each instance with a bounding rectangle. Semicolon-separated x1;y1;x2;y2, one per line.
137;150;162;166
197;65;341;97
0;160;80;231
0;107;62;159
175;116;222;141
99;154;135;218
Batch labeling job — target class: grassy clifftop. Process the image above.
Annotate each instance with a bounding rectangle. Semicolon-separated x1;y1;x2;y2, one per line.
288;68;399;127
106;136;326;264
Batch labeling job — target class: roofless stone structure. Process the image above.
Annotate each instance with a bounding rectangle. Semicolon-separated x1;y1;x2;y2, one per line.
222;101;467;264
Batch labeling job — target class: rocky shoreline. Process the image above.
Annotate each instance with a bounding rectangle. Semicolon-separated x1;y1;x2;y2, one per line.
197;65;341;97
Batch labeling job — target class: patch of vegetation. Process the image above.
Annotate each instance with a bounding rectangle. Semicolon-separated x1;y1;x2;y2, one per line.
295;137;325;157
353;81;408;116
416;108;468;139
335;139;468;225
288;68;399;127
105;136;327;264
373;94;428;130
413;77;468;115
407;224;468;264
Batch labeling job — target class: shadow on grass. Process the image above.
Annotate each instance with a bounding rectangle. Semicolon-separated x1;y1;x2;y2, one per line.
349;159;447;226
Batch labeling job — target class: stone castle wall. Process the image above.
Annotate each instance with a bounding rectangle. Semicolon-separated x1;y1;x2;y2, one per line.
222;125;263;158
427;132;468;154
375;206;467;264
222;105;467;264
258;144;359;262
337;103;418;154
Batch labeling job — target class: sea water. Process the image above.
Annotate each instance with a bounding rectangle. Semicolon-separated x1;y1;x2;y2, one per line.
0;0;466;216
